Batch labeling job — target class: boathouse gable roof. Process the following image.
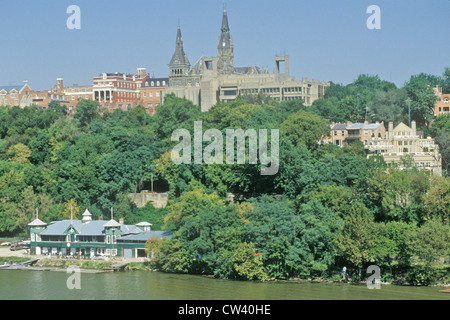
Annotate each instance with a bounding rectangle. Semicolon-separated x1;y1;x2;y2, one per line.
38;219;146;237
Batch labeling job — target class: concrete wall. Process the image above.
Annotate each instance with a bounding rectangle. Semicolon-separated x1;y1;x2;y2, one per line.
128;193;169;209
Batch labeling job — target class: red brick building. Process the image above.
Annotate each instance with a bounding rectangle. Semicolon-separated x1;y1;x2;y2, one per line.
93;68;149;112
140;77;168;115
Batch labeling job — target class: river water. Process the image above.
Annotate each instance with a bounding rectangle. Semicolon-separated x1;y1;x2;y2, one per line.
0;269;448;300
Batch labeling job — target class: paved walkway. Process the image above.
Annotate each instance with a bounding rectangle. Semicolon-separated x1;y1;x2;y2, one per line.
0;247;27;258
0;247;151;264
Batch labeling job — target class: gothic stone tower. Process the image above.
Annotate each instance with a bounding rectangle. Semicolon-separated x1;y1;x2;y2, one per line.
169;26;191;82
217;8;234;74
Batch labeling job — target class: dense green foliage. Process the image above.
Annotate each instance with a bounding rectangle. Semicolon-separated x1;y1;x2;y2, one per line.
0;71;449;285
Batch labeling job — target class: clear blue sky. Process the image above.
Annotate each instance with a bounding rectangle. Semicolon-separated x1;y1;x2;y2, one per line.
0;0;449;91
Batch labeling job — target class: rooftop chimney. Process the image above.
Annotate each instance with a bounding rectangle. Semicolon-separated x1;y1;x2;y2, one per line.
388;122;394;139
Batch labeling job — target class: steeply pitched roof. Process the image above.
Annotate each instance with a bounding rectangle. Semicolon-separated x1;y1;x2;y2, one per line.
28;218;47;227
40;219;142;236
0;85;23;93
103;219;121;228
218;8;232;49
331;123;347;130
393;122;412;131
170;26;190;67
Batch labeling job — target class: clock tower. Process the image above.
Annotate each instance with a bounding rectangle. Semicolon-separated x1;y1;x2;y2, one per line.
217;8;234;74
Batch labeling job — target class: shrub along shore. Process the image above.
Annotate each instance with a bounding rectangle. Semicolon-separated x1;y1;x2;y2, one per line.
1;256;448;287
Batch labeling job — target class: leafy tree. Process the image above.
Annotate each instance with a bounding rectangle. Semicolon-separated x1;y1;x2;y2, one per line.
293;200;342;278
7;143;32;164
152;94;201;142
61;199;80;220
274;139;318;198
48;101;67;116
429;115;450;175
281;109;330;150
309;184;353;218
435;132;450;175
243;196;296;278
370;221;413;277
442;67;450;94
158;237;192;273
13;186;53;234
145;236;163;260
128;202;167;230
405;219;450;262
334;202;378;275
423;176;450;223
404;73;440;126
366;88;408;124
74;99;100;128
163;181;225;229
233;242;268;280
28;130;51;164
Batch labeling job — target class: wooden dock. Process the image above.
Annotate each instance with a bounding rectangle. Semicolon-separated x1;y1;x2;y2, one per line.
102;262;129;271
22;259;39;266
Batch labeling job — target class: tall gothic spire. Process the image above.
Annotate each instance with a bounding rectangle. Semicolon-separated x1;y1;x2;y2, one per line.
217;7;234;74
169;26;190;77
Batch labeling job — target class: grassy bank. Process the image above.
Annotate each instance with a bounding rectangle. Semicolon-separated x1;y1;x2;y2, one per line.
35;258;115;270
34;258;156;271
0;257;30;264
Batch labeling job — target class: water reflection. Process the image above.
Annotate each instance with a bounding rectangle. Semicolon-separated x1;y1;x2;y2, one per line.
0;270;448;300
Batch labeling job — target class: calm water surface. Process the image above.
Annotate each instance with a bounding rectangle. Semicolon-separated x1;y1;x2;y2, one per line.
0;269;448;300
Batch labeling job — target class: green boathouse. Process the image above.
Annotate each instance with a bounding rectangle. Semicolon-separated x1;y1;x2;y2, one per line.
28;209;172;258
